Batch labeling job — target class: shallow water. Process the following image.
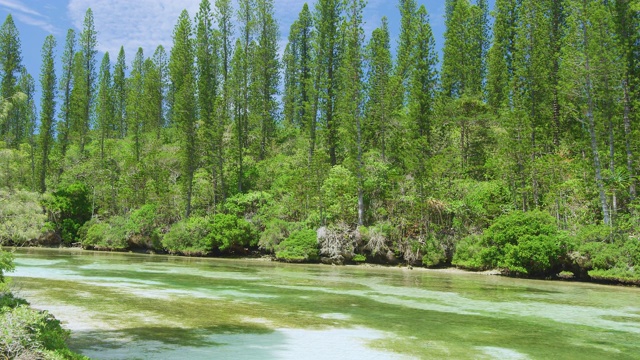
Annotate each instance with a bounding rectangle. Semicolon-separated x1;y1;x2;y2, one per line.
8;248;640;359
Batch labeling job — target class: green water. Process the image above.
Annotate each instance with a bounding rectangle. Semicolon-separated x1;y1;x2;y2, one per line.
8;248;640;359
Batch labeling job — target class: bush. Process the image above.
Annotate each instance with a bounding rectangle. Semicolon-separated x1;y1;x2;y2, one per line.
223;191;273;218
81;216;129;251
451;180;512;231
361;223;391;257
0;291;28;309
126;204;161;250
161;214;258;256
421;236;447;267
0;189;47;245
499;234;565;275
452;235;485;270
43;183;92;244
0;247;14;284
570;227;640;284
210;213;258;253
259;220;304;252
0;305;70;360
588;268;640;285
321;166;358;224
161;216;214;256
275;229;319;263
452;210;567;275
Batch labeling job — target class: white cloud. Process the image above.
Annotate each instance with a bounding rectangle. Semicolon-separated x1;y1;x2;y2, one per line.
0;0;57;33
68;0;200;59
0;0;42;17
14;12;57;34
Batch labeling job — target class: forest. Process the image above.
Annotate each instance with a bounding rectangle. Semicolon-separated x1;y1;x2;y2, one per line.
0;0;639;284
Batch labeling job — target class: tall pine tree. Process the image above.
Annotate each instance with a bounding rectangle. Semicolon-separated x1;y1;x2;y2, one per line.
113;47;127;138
96;52;113;161
79;8;98;154
0;15;22;146
58;29;76;161
196;0;223;206
337;0;366;226
252;0;279;160
314;0;343;166
170;10;198;217
39;35;56;193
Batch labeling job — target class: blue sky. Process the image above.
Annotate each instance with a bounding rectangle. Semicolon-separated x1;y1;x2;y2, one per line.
0;0;493;102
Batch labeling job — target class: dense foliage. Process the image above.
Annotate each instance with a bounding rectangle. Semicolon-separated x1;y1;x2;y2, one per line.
0;0;639;283
453;211;568;275
275;229;319;263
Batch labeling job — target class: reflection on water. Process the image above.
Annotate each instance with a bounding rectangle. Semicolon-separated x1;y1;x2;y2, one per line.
9;248;640;360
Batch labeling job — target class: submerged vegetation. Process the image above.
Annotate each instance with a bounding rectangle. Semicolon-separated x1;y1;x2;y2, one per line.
0;0;639;285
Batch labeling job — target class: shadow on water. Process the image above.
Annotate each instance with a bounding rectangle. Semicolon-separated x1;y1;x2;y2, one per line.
67;325;396;360
69;327;285;360
72;324;273;348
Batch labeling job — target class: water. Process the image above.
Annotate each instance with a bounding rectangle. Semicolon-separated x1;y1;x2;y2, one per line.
7;248;640;359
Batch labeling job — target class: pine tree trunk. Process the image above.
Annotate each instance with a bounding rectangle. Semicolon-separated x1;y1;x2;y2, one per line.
40;137;48;193
623;79;636;200
356;106;364;227
328;61;337;166
583;22;610;225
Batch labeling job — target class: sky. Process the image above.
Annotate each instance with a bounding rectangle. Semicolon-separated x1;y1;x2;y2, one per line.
0;0;494;106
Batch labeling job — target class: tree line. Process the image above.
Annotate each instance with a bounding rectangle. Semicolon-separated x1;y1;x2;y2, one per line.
0;0;639;283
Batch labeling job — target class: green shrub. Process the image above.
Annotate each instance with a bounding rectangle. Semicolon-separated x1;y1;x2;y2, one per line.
82;221;109;248
451;180;512;231
43;183;92;244
361;223;392;257
321;166;358;224
588;268;640;285
452;235;485;270
576;241;620;270
0;305;69;359
81;216;129;251
258;219;306;253
126;204;161;250
161;216;214;256
352;254;366;263
421;237;447;267
0;190;47;245
499;234;565;275
557;271;575;279
571;228;640;284
453;210;567;275
0;247;14;283
223;191;273;218
0;291;28;309
161;214;258;255
210;214;258;252
259;219;289;252
275;229;319;263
